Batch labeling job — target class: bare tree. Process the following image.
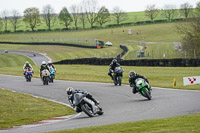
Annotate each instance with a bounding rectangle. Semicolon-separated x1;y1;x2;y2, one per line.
10;10;21;32
145;4;159;21
59;7;72;29
112;6;127;26
180;2;193;18
196;1;200;14
84;0;99;28
1;10;9;32
23;7;40;31
97;6;110;27
42;5;56;31
162;5;177;21
70;4;80;29
176;3;200;57
79;3;86;29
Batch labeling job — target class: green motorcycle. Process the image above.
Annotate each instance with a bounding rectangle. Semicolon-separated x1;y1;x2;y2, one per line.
135;78;152;100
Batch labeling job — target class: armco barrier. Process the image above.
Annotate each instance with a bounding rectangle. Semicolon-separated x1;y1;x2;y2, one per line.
54;58;200;67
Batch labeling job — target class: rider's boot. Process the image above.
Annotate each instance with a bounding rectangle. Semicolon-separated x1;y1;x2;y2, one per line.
132;87;138;94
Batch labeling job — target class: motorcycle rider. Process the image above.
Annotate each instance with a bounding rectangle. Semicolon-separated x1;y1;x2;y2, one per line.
40;61;50;78
108;59;120;80
23;61;33;75
66;87;99;113
129;71;150;94
47;61;56;71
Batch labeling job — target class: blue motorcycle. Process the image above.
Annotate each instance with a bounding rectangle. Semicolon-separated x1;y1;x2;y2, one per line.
49;68;55;83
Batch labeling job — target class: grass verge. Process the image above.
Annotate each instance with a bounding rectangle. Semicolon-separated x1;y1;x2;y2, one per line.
50;113;200;133
0;53;35;68
0;88;75;129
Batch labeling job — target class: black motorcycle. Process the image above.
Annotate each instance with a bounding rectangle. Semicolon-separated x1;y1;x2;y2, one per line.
72;93;103;117
113;66;123;86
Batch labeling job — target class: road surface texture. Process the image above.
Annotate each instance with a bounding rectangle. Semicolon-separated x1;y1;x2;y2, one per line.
0;74;200;133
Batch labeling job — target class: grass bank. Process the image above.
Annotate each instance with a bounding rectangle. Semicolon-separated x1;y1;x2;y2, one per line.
0;88;75;129
50;113;200;133
0;53;35;67
0;22;182;60
0;44;122;61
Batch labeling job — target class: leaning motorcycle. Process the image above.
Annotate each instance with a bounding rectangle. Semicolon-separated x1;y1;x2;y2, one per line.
72;93;103;117
25;68;33;82
41;69;50;85
135;78;152;100
49;68;55;83
113;66;123;86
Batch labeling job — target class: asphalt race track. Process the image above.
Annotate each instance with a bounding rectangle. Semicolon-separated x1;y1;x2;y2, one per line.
0;50;50;65
0;74;200;133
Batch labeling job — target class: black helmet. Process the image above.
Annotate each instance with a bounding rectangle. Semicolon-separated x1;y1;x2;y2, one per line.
66;87;74;95
112;59;117;64
129;71;136;78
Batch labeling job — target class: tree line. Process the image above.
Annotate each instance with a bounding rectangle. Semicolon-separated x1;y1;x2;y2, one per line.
0;0;197;32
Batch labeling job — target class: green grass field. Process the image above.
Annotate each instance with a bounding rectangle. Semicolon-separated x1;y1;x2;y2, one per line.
0;22;181;43
0;22;184;61
50;113;200;133
0;88;75;129
0;44;122;61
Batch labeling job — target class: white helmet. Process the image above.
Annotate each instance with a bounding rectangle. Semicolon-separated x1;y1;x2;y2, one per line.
25;61;29;64
42;61;46;65
66;87;74;95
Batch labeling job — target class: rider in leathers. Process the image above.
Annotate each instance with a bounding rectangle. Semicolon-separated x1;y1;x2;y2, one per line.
23;61;33;75
40;61;50;79
108;59;120;80
47;61;56;71
66;87;99;113
129;71;150;94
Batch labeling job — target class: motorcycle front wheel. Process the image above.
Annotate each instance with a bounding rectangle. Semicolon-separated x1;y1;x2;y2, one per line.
81;103;95;117
143;88;151;100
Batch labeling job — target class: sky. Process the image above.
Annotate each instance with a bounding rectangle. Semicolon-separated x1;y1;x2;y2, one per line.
0;0;199;15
